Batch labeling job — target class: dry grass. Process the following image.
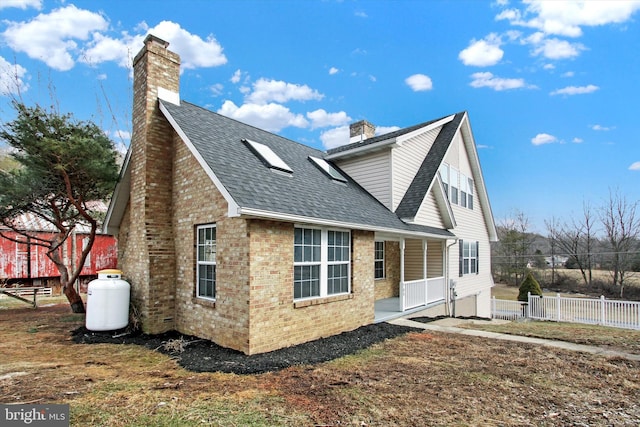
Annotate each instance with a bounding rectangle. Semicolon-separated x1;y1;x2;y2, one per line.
1;303;640;426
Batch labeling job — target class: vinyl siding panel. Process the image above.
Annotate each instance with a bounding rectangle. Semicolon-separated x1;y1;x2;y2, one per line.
413;189;446;228
445;129;493;317
335;150;392;209
391;127;441;211
426;240;444;277
404;239;423;281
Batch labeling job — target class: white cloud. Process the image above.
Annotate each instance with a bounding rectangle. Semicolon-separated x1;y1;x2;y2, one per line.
629;162;640;171
458;33;504;66
246;78;323;105
531;133;558;146
469;72;532;91
306;109;351;129
147;21;227;69
550;84;599;96
0;56;29;95
355;11;368;18
231;69;242;83
0;0;42;10
405;74;433;91
591;124;613;131
375;126;401;136
210;83;224;97
2;5;108;71
217;100;308;132
562;71;575;77
320;125;350;150
329;67;339;75
572;137;583;143
543;63;555;70
522;1;640;37
496;1;640;37
82;21;227;70
530;37;585;59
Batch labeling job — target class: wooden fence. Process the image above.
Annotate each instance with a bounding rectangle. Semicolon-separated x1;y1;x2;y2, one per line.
492;293;640;330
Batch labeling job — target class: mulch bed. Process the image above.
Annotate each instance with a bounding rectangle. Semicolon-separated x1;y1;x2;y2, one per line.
72;322;420;375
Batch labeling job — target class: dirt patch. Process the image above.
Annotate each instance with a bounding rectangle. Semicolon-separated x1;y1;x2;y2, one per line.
71;322;420;374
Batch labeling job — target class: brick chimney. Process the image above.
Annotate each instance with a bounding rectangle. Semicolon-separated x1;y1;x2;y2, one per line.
123;35;180;334
349;120;376;143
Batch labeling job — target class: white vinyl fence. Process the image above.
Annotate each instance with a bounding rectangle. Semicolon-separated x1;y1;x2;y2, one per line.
492;293;640;330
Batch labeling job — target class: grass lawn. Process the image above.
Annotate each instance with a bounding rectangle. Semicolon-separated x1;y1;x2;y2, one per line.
1;302;639;426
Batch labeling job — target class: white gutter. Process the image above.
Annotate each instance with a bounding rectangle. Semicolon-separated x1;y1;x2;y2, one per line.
236;207;454;240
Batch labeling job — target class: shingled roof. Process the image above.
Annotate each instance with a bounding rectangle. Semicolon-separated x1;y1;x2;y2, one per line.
160;100;454;239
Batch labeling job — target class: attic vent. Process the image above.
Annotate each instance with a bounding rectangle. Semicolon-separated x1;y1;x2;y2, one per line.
243;139;293;174
308;156;347;183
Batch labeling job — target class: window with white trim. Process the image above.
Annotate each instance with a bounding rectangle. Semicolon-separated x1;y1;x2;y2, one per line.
467;177;474;210
459;240;479;276
374;241;385;279
294;227;351;300
450;165;459;205
460;173;468;208
197;225;217;299
439;164;449;199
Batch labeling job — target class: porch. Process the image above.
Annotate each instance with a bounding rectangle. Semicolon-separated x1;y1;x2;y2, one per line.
374;276;448;323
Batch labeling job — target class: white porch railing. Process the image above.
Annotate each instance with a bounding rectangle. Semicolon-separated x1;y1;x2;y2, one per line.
492;294;640;330
402;276;445;311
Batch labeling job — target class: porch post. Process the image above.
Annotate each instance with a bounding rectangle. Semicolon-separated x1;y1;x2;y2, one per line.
400;238;405;311
422;240;428;306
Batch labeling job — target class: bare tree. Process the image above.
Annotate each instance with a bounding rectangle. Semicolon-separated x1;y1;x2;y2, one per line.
493;210;533;286
544;216;561;285
599;189;640;298
555;202;597;288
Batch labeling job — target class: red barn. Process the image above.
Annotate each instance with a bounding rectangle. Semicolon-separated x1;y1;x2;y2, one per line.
0;209;118;294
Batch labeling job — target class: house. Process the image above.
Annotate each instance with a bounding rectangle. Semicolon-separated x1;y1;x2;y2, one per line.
104;35;498;355
0;205;118;294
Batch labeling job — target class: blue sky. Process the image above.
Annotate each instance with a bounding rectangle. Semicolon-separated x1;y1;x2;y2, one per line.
1;0;639;233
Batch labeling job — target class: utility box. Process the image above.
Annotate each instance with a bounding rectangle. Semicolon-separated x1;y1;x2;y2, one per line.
86;269;130;331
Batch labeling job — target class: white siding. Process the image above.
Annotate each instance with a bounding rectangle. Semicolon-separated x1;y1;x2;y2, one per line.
335;150;392;209
413;189;445;228
391;127;440;211
445;129;493;310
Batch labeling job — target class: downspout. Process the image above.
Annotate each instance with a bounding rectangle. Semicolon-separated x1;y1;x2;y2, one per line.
445;238;459;317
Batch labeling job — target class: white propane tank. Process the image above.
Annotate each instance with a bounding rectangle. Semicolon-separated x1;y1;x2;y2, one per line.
86;269;130;331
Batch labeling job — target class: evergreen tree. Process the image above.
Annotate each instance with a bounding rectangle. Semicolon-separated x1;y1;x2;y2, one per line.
0;101;119;313
518;271;543;302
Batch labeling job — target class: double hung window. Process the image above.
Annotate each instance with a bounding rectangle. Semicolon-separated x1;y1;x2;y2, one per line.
374;241;385;279
197;225;217;299
294;227;351;300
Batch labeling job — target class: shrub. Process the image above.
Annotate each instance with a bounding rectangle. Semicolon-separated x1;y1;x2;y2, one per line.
518;271;543;302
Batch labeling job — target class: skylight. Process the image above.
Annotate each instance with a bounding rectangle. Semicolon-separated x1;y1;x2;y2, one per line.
309;156;347;183
243;139;293;174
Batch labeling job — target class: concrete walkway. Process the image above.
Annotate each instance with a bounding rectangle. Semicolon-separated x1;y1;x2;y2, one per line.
389;316;640;362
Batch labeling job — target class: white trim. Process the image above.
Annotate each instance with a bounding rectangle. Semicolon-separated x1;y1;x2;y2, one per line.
325;137;398;160
159;101;241;218
196;223;217;301
103;146;133;234
395;115;455;146
238;207;453;240
326;114;455;160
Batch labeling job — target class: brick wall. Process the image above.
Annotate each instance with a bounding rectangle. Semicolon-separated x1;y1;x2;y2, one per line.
171;132;251;353
119;35;180;334
247;224;375;354
374;241;400;299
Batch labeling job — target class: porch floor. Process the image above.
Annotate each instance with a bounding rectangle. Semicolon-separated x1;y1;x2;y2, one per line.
374;297;442;323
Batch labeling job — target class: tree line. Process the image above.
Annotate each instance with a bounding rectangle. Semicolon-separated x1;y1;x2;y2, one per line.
492;194;640;300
